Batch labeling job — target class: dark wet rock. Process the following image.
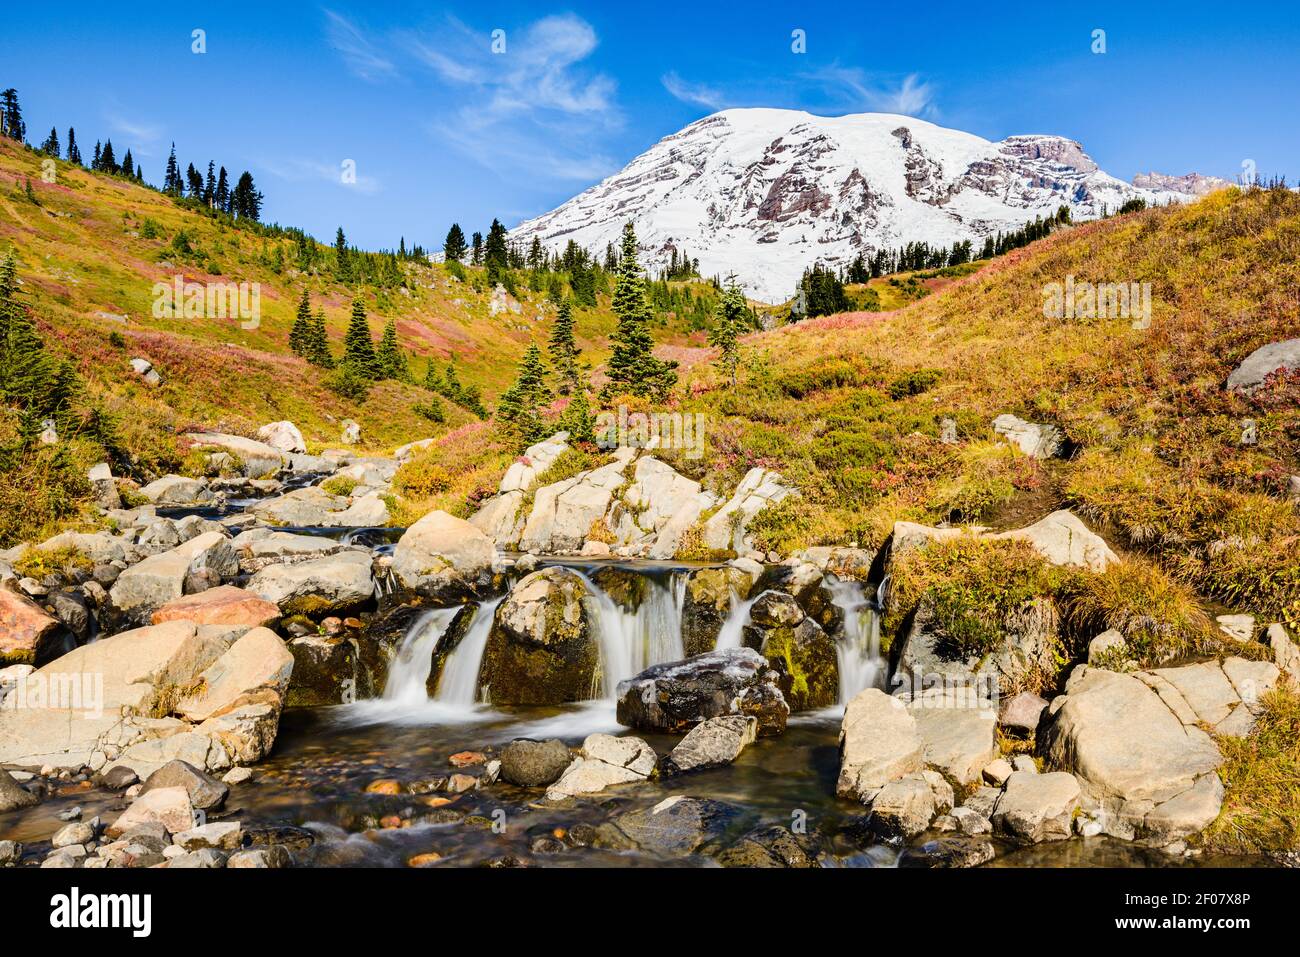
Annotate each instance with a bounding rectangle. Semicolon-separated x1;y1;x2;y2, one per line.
0;768;39;811
288;634;362;707
242;824;316;851
615;647;789;737
140;760;228;811
529;835;567;854
596;796;743;856
426;603;479;696
717;824;821;868
499;738;573;787
118;823;170;854
742;590;838;711
898;835;997;868
98;766;140;790
479;567;600;705
49;590;93;641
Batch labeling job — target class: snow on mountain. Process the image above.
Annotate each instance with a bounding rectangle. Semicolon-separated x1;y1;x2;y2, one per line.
512;108;1225;303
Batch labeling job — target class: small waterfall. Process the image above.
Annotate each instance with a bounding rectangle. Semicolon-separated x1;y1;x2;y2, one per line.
577;570;686;696
383;607;461;704
826;576;886;703
435;596;505;706
716;589;761;650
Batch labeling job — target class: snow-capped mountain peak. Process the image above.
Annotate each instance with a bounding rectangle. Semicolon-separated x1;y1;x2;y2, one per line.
512;108;1223;302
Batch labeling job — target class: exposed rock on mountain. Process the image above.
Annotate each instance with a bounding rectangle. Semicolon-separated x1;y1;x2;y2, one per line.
513;108;1219;302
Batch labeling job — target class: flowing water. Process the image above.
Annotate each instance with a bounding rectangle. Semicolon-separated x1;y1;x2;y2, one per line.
825;576;887;703
715;589;761;650
435;597;505;705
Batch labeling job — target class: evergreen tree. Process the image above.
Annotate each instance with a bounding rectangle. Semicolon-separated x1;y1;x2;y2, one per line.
100;140;117;175
186;163;203;196
120;149;134;180
66;128;80;165
547;298;580;394
341;298;380;379
443;223;467;263
484;218;509;282
376;317;408;381
230;171;262;220
91;141;102;172
423;357;443;392
442;360;463;400
605;222;678;400
470;231;483;266
306;309;334;368
708;279;747;389
0;89;25;141
334;227;351;282
163;143;182;194
39;127;59;157
559;387;595;444
0;254;56;413
496;343;551;445
214;166;230;211
203;161;216;206
290;290;312;356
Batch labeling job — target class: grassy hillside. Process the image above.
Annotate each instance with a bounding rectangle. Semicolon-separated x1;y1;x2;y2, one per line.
394;185;1300;645
0;135;713;451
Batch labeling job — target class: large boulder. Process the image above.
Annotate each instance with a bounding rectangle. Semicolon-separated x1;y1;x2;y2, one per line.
613;455;714;555
519;455;632;553
1038;661;1275;843
175;627;294;722
110;532;238;622
257;421;307;454
0;621;229;770
837;688;924;802
468;491;527;549
742;590;838;711
478;567;600;705
151;585;280;630
991;770;1080;842
138;475;212;505
701;467;796;556
390;510;496;602
1226;338;1300;394
616;647;789;737
0;586;63;666
907;689;999;786
139;759;228;811
545;733;657;800
247;551;375;617
498;433;570;493
35;531;127;565
287;635;361;707
0;768;39;811
992;510;1118;572
893;597;1059;699
249;487;344;526
183;432;286;478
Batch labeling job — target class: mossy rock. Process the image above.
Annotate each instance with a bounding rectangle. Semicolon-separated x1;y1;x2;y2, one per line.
682;566;754;657
590;566;649;612
477;567;600;705
743;592;838;711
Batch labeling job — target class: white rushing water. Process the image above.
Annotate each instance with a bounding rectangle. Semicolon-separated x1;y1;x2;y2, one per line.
576;570;686;696
435;596;505;706
383;607;461;705
825;576;886;704
715;588;761;650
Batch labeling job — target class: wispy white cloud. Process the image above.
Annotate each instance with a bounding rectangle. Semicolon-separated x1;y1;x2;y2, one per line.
102;109;162;154
661;71;727;111
324;9;397;82
261;157;381;195
799;65;937;117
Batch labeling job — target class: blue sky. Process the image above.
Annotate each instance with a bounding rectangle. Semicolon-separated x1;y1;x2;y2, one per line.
3;2;1297;252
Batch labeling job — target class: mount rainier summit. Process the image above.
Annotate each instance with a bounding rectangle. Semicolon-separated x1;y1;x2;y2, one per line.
513;108;1227;302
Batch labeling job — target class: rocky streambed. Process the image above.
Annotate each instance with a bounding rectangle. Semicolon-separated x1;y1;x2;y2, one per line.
1;425;1296;869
